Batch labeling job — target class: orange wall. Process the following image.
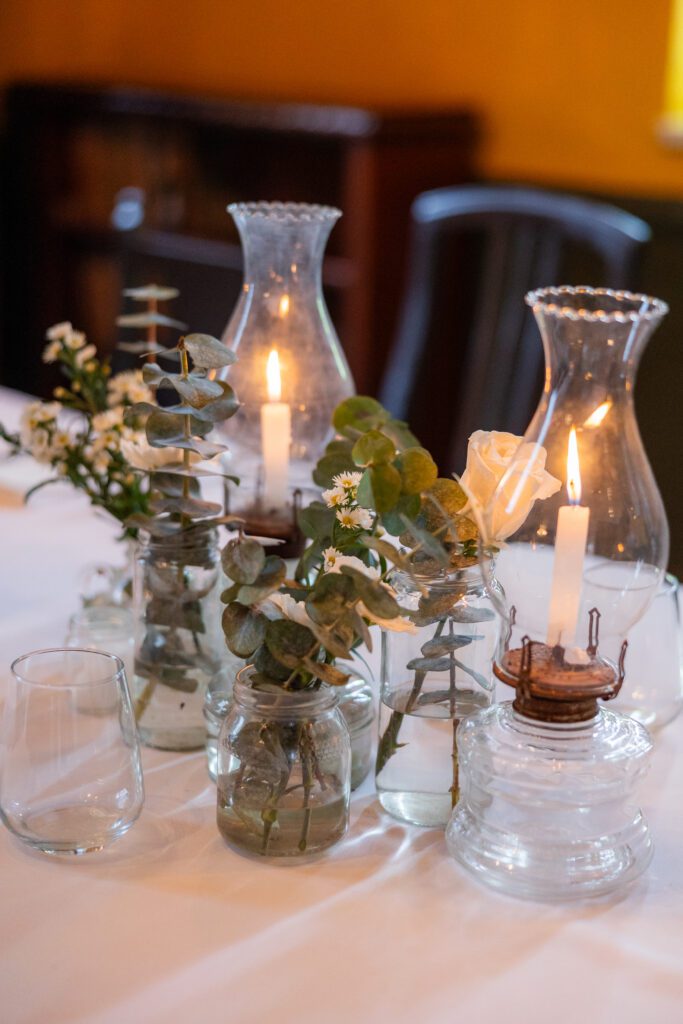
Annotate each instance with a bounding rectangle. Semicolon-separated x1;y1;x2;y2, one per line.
1;0;680;197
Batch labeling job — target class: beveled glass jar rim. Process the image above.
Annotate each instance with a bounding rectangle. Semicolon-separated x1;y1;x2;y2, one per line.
234;666;339;715
525;285;668;323
227;201;342;225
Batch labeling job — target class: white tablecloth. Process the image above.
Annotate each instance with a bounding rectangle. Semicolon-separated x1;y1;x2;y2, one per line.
2;386;683;1024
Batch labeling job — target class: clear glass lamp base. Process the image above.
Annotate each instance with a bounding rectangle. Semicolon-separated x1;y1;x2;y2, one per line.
445;702;653;902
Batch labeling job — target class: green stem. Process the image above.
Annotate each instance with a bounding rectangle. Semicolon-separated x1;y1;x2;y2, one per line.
298;723;314;852
448;619;460;809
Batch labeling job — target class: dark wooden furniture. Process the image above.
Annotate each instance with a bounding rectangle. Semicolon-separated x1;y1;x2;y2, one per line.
379;184;651;472
0;82;479;397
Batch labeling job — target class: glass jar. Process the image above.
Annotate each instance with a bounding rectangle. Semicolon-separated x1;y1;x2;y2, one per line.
204;652;245;783
376;565;500;827
336;673;375;790
446;701;653;901
132;528;224;751
216;668;351;858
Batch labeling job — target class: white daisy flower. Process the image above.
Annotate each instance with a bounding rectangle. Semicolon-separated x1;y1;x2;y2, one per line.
336;506;375;530
65;330;86;350
333;471;363;490
107;370;151;407
323;546;342;571
323;486;347;508
45;321;73;342
42;340;62;364
74;344;97;367
92;408;124;433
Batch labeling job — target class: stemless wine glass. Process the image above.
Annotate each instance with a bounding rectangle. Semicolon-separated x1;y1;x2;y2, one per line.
0;648;144;854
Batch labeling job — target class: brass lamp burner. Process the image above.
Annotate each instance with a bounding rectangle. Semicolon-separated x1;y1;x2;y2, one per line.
494;608;627;722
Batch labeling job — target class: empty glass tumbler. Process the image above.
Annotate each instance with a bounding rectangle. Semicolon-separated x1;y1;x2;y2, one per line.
65;606;135;714
614;573;682;729
0;648;144;854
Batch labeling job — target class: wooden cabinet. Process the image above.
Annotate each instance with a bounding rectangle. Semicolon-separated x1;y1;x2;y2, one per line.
1;82;478;396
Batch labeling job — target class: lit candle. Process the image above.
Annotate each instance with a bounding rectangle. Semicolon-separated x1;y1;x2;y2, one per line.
547;427;590;650
260;349;291;510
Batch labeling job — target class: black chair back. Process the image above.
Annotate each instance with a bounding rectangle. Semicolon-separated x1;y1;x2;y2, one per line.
379;185;651;472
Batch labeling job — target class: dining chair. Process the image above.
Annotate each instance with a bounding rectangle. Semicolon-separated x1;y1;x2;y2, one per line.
379;184;651;473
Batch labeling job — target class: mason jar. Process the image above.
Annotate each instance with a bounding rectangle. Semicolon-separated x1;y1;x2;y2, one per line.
216;667;351;858
132;528;224;751
376;563;500;827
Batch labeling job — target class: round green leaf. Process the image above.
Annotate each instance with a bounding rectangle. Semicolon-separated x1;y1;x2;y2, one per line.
352;429;396;468
265;619;316;669
221;537;266;584
332;396;388;436
396;447;438;495
222;604;265;657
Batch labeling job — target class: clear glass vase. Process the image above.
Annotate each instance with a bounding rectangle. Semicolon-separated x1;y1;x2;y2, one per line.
217;202;355;520
375;565;499;828
216;668;351;859
132;529;225;751
446;703;653;901
336;673;375;790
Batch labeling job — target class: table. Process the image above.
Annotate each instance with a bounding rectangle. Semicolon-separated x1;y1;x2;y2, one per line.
2;386;683;1024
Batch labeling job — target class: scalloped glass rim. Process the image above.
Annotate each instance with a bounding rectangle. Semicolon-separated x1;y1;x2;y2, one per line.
227;201;342;224
525;286;669;323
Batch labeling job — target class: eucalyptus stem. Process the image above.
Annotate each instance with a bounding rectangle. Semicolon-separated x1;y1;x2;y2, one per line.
448;619;460;808
179;343;191;532
298;723;314;852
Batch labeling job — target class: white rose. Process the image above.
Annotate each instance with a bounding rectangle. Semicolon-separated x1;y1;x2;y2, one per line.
261;592;314;629
460;430;561;543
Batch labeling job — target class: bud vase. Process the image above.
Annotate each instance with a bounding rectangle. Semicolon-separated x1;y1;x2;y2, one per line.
216;668;351;858
132;529;225;750
375;565;500;827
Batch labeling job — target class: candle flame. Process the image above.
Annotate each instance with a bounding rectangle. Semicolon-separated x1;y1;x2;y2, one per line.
266;349;282;402
278;294;290;317
566;427;582;504
583;401;611;427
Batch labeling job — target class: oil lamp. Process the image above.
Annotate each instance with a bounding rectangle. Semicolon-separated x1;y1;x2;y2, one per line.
217;202;355;552
446;286;669;900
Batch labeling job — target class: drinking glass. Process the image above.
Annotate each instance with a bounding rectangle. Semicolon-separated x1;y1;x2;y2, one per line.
0;648;144;854
613;573;683;729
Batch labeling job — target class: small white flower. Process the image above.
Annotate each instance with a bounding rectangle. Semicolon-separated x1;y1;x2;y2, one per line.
46;321;73;342
74;344;97;368
92;408;124;433
107;370;151;408
333;471;362;490
322;486;347;508
42;340;62;364
51;430;71;452
323;546;342;571
91;450;111;475
65;330;86;350
336;506;374;530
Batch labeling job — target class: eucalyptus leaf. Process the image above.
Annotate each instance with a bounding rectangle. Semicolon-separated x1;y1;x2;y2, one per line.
222;604;265;657
253;643;291;682
339;565;401;619
357;464;401;514
305;571;356;626
313;449;356;489
123;285;180;301
151;472;201;498
220;583;241;604
145;410;212;448
237;555;286;603
265;619;317;670
452;657;494;691
449;605;496;623
406;655;455;673
142;364;224;408
307;621;354;661
117;312;187;329
332;396;388;437
396;447;438;495
381;493;421;536
301;658;350;687
222;537;266;584
150;495;222;518
421;478;469;534
297;502;336;540
182;333;236;369
421;635;479;656
352;429;395;468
